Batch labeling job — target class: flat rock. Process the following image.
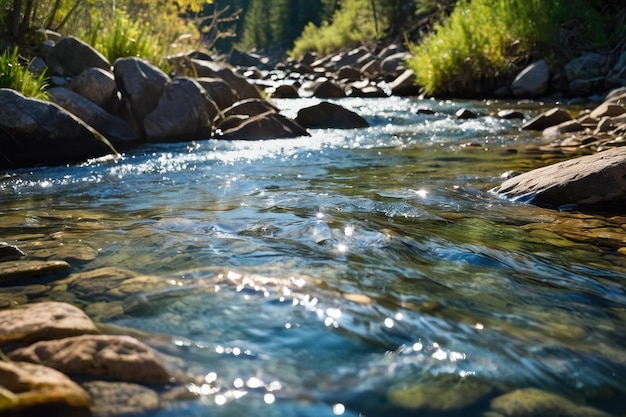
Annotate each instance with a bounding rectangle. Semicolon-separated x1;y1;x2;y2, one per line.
0;301;98;346
82;381;160;417
0;360;91;415
387;373;492;411
9;334;173;384
492;146;626;209
522;107;572;131
0;260;69;284
489;388;612;417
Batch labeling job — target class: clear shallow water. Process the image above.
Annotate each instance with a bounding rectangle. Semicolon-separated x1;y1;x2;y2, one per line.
1;97;625;416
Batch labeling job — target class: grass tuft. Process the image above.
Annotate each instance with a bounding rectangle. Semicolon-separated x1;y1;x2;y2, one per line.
0;47;48;99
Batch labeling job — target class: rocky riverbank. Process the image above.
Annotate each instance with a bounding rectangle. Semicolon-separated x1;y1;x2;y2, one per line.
1;32;626;416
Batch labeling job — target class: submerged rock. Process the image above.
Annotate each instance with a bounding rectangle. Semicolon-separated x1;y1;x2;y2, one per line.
0;301;98;346
489;387;612;417
0;260;70;284
9;334;173;384
387;373;493;411
218;111;309;140
82;381;160;417
0;242;26;262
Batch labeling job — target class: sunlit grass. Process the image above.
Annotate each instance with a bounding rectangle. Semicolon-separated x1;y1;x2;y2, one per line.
407;0;613;96
0;47;49;99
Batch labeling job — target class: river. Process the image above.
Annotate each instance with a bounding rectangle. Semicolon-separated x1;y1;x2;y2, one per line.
1;97;625;416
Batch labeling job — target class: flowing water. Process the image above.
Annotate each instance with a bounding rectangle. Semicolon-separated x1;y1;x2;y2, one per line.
1;97;625;416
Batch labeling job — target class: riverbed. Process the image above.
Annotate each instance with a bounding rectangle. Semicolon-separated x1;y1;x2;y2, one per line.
1;97;624;416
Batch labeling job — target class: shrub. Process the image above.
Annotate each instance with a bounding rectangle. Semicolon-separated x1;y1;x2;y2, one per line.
291;0;384;58
407;0;614;96
0;47;48;99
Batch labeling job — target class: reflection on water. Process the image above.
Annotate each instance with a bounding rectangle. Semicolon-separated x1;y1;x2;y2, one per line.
1;98;625;416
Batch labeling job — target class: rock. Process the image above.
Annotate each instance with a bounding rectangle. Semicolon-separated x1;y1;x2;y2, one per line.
387;373;492;411
328;47;370;70
143;77;217;143
196;77;239;110
456;108;478;119
229;49;268;69
48;87;142;151
337;65;362;82
0;89;119;169
380;52;410;81
222;98;279;119
568;77;605;97
82;381;160;417
492;146;626;209
190;59;263;101
521;107;572;131
347;84;387;98
542;119;584;138
68;67;117;110
590;102;626;120
45;36;111;77
489;388;612;417
360;59;382;80
390;69;421;96
218;111;309;140
0;260;69;284
511;59;549;97
0;301;98;347
564;52;608;82
0;360;91;415
0;242;26;262
113;57;170;135
295;102;369;129
313;80;346;98
378;44;407;61
9;334;173;384
497;110;525;119
271;84;300;98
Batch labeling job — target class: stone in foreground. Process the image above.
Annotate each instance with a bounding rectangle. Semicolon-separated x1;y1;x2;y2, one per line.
9;334;173;384
0;301;98;346
491;147;626;209
0;360;91;416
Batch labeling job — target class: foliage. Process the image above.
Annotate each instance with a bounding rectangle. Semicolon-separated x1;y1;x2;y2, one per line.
239;0;330;52
290;0;385;57
0;47;48;99
407;0;616;96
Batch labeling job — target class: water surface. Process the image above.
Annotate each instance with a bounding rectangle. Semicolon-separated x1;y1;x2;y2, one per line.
1;97;624;416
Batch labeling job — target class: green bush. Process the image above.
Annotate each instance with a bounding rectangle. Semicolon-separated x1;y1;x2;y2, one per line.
0;47;48;99
407;0;613;96
291;0;384;58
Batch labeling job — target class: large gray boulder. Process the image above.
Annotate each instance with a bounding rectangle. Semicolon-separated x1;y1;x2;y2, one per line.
190;59;262;101
0;89;119;169
113;57;170;135
45;36;111;77
511;59;549;97
196;77;239;110
68;67;117;110
218;111;308;140
48;87;142;151
143;77;217;142
295;102;369;129
491;146;626;209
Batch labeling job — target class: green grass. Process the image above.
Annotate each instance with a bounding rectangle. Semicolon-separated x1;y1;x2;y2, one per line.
0;47;49;99
291;0;383;58
82;9;165;67
407;0;614;96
